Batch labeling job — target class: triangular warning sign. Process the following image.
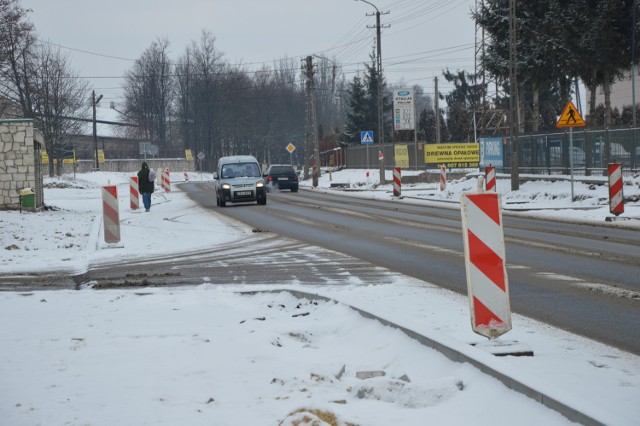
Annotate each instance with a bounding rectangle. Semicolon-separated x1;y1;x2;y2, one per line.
556;100;586;128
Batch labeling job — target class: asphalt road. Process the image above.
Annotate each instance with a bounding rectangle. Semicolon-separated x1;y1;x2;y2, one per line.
181;182;640;355
3;181;637;355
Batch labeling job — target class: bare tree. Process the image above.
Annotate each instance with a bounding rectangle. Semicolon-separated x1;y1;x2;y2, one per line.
123;37;174;149
0;0;36;118
2;0;90;175
31;43;89;175
175;48;195;158
166;31;309;169
189;30;225;167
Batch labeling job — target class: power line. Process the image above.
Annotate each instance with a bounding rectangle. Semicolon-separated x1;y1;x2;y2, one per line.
37;39;136;61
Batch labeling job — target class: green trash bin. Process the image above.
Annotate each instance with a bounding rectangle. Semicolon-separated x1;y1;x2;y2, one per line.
19;188;35;209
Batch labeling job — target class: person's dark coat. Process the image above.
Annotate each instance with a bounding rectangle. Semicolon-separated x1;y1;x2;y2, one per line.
137;162;155;193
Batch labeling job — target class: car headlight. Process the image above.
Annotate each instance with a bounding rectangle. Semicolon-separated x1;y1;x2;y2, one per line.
256;182;264;188
222;183;230;190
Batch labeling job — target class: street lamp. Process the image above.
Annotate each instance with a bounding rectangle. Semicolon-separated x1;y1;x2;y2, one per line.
355;0;386;184
92;90;103;170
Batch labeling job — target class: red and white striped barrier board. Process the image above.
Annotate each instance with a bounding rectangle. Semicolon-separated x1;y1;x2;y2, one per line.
161;168;171;192
440;165;447;191
393;167;401;197
130;176;139;210
461;192;512;339
184;169;189;182
102;185;121;244
608;163;624;216
485;166;496;192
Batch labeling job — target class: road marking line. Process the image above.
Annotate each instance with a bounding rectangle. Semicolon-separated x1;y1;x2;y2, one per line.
535;272;640;300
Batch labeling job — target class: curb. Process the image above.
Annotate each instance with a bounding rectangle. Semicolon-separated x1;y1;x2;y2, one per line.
240;288;627;426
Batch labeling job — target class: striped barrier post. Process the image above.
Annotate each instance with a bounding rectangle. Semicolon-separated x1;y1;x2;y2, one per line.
440;165;447;191
162;168;171;192
460;192;511;339
485;166;496;192
101;185;121;244
608;163;624;216
393;167;401;197
130;176;139;210
184;169;189;182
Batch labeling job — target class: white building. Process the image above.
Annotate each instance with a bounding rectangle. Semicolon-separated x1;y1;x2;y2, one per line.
594;69;638;111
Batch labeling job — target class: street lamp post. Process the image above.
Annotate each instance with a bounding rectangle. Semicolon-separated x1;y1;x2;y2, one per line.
356;0;386;184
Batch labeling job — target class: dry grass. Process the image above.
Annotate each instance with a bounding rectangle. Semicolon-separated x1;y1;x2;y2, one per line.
278;407;358;426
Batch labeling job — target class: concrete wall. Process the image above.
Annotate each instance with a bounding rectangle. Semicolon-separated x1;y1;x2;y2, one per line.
0;119;44;211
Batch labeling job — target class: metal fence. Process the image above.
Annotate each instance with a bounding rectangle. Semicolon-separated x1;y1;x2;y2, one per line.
512;128;639;175
342;127;640;175
343;142;426;170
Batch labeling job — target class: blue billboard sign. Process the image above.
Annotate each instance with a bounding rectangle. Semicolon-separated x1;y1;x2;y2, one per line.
479;137;504;167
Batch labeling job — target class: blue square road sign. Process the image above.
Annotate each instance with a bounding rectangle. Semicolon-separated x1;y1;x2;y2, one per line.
361;130;374;145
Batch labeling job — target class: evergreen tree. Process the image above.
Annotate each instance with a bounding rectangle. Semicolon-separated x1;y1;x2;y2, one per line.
582;0;639;124
474;0;640;129
343;53;392;144
418;107;449;143
343;74;368;144
443;69;482;142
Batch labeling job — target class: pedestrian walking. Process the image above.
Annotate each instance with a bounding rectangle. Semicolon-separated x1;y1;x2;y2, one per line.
137;162;155;212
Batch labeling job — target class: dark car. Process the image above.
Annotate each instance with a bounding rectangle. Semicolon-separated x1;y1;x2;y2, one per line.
263;164;299;192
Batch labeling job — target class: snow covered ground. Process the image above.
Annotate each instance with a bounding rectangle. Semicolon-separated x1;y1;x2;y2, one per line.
1;169;639;425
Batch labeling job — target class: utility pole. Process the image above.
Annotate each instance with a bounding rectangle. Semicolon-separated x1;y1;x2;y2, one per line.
631;0;638;128
92;90;103;170
304;56;320;187
508;0;519;190
357;0;389;185
632;2;637;164
313;54;338;136
434;77;440;144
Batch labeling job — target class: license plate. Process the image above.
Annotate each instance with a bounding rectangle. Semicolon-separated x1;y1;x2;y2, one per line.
236;191;252;196
277;177;289;181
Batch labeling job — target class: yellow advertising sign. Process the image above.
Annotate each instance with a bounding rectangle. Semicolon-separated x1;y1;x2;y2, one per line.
556;100;585;128
185;149;193;161
424;143;480;169
394;144;409;168
62;151;76;164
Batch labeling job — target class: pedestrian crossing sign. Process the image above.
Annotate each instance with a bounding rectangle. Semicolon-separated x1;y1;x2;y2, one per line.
361;130;374;144
556;100;586;128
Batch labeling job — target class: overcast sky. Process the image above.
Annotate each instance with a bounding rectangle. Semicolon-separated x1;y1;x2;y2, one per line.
22;0;476;107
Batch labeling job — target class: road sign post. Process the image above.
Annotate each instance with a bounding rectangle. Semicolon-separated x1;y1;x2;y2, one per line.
361;131;374;176
197;151;205;181
556;101;586;202
286;143;296;165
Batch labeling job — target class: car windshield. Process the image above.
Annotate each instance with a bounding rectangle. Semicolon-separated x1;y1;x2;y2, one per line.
221;162;261;178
